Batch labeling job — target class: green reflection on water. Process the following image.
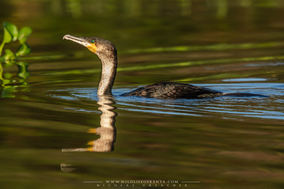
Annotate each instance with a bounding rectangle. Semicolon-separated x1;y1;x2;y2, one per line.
43;55;284;77
121;42;284;54
0;61;30;97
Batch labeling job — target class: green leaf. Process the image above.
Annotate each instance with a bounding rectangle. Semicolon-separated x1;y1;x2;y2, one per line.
3;22;18;41
16;43;31;56
0;22;17;56
3;27;13;43
18;27;32;44
3;49;16;60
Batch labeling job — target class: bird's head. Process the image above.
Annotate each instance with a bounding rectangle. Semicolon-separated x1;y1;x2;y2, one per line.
63;34;116;59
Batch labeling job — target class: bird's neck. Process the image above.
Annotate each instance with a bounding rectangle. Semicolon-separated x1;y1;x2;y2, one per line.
97;54;117;96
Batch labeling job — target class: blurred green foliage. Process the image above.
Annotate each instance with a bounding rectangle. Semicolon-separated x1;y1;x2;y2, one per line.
0;22;32;61
0;22;32;94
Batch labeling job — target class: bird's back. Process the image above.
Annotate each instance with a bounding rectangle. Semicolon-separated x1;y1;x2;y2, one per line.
121;82;223;99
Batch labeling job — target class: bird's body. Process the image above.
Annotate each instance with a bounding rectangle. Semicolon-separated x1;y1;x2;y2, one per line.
63;34;268;99
122;82;223;99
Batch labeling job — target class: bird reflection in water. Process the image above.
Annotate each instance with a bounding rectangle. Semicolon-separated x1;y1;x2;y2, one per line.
87;95;117;152
62;95;117;153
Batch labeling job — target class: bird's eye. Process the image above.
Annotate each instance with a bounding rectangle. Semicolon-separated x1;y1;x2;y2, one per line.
91;40;95;44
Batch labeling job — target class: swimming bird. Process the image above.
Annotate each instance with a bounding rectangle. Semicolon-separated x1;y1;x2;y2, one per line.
63;35;267;99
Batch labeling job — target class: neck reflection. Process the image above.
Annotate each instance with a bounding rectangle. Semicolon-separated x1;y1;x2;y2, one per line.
87;95;117;152
62;95;117;152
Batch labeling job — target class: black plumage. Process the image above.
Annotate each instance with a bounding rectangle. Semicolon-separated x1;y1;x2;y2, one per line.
122;82;223;99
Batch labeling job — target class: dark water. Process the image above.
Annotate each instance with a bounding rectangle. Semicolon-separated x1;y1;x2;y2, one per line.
1;0;284;188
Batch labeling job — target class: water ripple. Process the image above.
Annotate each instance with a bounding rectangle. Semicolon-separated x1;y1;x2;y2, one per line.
51;83;284;120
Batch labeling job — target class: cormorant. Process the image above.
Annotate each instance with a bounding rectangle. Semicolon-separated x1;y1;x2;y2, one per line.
63;35;267;99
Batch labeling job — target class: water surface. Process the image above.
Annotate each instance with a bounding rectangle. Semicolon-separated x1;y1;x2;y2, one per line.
1;0;284;188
